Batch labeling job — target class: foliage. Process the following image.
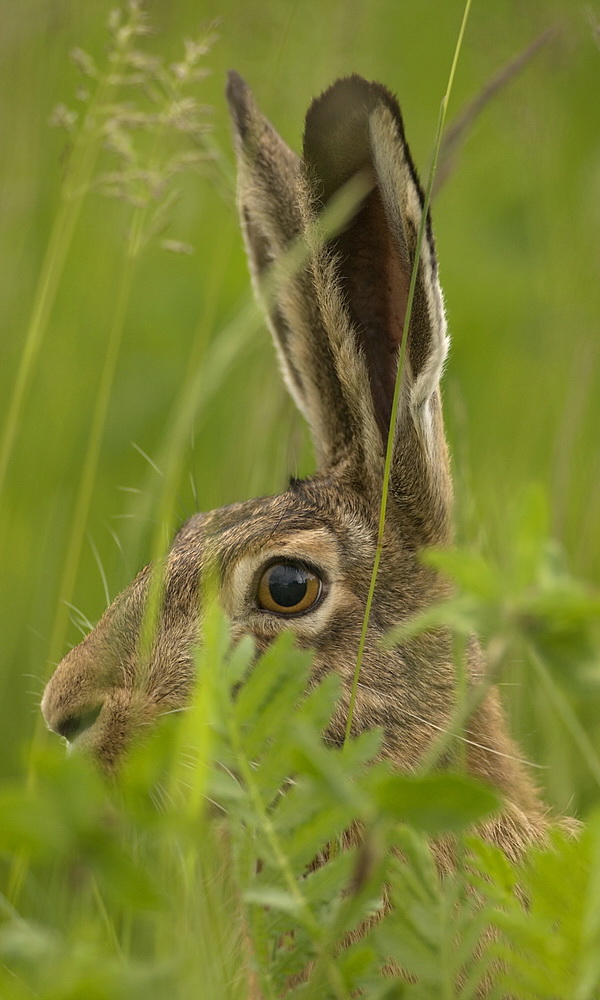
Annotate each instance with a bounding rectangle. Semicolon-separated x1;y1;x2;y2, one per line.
1;577;599;998
2;497;600;997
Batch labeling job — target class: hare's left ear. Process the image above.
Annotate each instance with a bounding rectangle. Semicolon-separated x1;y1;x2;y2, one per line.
303;77;451;534
304;76;449;429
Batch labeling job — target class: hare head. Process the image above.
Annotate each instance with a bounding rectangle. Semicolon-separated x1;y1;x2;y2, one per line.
41;74;548;836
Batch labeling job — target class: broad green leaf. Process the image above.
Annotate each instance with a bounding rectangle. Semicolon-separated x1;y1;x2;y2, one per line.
374;772;499;833
244;886;303;916
257;673;341;802
422;547;501;601
289;722;381;814
233;631;311;730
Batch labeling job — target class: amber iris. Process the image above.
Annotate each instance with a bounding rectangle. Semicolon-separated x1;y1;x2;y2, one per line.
257;562;322;614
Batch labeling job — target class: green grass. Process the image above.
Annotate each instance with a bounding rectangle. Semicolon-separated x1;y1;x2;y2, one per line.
1;1;600;996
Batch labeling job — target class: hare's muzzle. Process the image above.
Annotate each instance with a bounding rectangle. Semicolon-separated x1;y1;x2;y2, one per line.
42;696;103;744
40;623;137;769
41;649;109;752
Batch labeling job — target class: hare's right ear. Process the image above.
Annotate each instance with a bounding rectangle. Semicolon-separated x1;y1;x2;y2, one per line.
227;71;355;469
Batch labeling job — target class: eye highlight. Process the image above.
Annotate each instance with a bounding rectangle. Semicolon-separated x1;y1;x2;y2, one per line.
257;561;323;615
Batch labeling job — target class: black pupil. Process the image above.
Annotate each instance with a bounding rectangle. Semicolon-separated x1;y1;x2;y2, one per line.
269;564;308;608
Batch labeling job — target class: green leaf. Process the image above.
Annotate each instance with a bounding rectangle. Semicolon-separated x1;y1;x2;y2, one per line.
382;595;479;647
233;631;311;732
289;723;381;814
224;634;256;690
242;645;315;763
244;886;303;916
271;784;358;871
257;673;341;802
422;547;501;601
374;772;499;833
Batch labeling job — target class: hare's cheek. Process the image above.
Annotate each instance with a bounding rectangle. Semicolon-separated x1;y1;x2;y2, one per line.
145;649;197;707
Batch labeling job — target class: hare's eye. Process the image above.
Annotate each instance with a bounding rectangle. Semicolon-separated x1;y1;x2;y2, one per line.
257;562;322;615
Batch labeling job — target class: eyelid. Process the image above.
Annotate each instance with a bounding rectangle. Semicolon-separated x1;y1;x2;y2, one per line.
251;556;328;588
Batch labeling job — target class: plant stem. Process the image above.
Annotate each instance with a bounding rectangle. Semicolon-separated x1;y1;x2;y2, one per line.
47;242;137;672
527;643;600;789
0;15;138;501
345;0;474;747
227;707;349;1000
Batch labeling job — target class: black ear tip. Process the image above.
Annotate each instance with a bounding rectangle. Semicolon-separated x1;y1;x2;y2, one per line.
303;75;406;203
305;75;403;141
226;69;253;137
226;68;247;98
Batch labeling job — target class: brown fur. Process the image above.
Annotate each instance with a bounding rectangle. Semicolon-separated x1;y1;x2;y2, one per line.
43;74;566;874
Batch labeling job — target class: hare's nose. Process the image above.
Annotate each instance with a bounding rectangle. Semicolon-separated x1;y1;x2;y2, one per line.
47;704;103;743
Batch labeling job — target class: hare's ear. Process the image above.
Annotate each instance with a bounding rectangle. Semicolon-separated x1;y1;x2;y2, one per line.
227;71;353;469
302;75;451;534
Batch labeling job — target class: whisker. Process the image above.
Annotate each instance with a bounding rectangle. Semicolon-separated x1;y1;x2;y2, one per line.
25;626;49;642
131;441;163;476
155;705;189;720
106;524;127;566
189;470;199;509
63;601;94;632
23;671;46;684
409;707;546;769
177;751;243;793
26;688;46;700
354;681;546;769
68;616;89;639
88;532;111;606
149;786;165;814
204;796;228;814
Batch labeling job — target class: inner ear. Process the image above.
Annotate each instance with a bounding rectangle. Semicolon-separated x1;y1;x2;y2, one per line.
303;76;414;446
332;186;409;441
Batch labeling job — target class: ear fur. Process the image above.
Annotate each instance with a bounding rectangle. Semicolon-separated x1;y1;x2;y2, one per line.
227;72;452;540
303;76;449;444
227;71;357;471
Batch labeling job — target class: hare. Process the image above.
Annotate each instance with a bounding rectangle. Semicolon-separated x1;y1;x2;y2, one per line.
42;72;560;856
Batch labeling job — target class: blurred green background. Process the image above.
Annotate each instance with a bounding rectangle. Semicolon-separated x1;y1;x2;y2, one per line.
1;0;599;814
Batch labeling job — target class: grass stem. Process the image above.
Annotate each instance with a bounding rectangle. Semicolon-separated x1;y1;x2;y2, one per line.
345;0;474;747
